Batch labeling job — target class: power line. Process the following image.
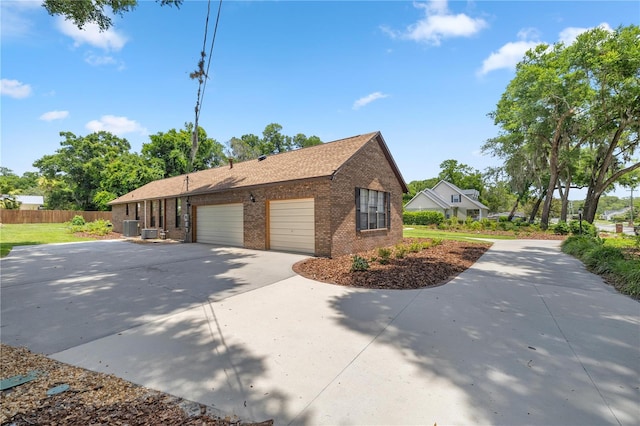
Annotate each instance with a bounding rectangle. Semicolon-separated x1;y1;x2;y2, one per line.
190;0;223;171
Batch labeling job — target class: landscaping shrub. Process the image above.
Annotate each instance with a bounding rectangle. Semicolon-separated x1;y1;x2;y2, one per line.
497;221;514;231
479;218;492;230
562;235;639;298
431;238;443;247
568;220;597;237
409;241;422;253
377;247;392;264
553;221;571;235
67;218;112;236
350;255;370;272
71;215;86;226
394;244;408;259
468;221;483;231
403;211;445;226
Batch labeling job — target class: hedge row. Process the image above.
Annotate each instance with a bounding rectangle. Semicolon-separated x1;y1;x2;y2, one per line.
403;211;445;226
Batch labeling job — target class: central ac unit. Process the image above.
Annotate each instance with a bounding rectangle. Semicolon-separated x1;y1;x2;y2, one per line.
123;220;140;237
141;228;158;239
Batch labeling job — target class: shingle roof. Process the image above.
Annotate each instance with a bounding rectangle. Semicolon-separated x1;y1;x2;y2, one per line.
110;131;407;204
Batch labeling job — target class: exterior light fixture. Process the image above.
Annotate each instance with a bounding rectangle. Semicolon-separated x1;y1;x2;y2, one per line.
578;207;583;234
250;193;256;203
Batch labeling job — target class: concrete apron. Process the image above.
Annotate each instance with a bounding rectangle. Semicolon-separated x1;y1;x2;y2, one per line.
50;240;640;425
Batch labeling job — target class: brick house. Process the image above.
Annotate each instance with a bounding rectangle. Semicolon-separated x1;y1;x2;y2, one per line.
109;131;407;257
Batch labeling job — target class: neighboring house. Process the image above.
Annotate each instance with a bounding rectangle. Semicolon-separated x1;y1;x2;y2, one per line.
0;195;44;210
109;131;408;257
404;180;489;220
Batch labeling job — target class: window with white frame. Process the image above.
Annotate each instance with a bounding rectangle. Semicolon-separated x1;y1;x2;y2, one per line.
451;194;461;203
356;188;390;231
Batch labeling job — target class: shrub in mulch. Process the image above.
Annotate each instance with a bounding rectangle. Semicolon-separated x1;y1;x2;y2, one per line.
293;238;491;289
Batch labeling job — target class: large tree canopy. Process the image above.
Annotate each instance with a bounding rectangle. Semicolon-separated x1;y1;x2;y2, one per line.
225;123;322;161
142;123;226;178
484;25;640;228
32;131;165;210
43;0;182;31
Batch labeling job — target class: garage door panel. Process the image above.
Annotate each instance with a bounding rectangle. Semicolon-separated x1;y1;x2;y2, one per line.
197;204;243;246
270;199;315;255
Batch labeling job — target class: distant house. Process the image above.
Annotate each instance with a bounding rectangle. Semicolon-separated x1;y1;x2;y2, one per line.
404;180;489;221
109;131;408;257
0;195;44;210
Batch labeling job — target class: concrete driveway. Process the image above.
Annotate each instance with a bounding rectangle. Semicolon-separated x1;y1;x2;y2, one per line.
1;240;308;354
1;239;639;425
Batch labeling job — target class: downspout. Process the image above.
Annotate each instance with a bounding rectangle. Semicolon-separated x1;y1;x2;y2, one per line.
144;200;147;228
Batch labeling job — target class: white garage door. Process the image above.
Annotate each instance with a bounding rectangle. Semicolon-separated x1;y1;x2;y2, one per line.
197;204;244;246
270;199;315;254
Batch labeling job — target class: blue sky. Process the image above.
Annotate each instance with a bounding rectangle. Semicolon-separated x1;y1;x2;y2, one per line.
2;0;638;198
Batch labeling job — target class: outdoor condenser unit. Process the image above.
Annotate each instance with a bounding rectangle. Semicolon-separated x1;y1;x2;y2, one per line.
123;220;140;237
141;228;158;240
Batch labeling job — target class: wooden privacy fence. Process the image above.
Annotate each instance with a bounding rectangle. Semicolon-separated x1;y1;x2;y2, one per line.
0;210;112;224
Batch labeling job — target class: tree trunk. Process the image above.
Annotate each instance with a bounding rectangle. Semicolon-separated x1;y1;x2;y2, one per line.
540;110;573;230
508;199;519;221
540;170;559;230
528;189;546;223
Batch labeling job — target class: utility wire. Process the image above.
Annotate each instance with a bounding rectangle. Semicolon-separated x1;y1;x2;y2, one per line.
190;0;223;171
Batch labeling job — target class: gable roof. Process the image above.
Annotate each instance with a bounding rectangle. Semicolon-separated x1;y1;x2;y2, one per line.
110;131;407;205
1;195;44;205
404;188;450;210
432;180;489;210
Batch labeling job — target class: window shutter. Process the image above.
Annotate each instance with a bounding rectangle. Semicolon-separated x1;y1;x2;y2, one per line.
355;188;361;231
386;192;391;229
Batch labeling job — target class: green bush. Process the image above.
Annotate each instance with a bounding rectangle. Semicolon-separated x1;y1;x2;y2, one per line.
377;247;392;264
568;220;597;236
350;255;370;272
67;218;112;236
71;215;86;226
479;218;492;230
409;241;422;253
553;221;571;235
562;235;639;298
468;221;483;231
394;244;408;259
497;221;514;231
431;238;443;247
403;210;445;226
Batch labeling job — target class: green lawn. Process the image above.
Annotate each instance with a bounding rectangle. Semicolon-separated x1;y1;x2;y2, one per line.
403;226;516;241
0;223;94;257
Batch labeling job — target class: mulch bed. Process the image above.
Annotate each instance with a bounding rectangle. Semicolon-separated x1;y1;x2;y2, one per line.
0;345;272;426
293;238;492;289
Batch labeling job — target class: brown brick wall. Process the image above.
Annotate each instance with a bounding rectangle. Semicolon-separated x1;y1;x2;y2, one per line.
187;179;332;256
109;137;405;256
112;198;186;240
328;138;404;257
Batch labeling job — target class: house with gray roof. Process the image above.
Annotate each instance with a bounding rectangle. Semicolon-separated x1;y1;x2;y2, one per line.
404;180;489;221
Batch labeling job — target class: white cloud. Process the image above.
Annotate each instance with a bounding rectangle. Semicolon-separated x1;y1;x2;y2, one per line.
39;110;69;121
56;17;127;51
0;1;40;38
558;22;612;45
478;40;540;75
478;22;614;76
84;53;117;66
1;79;32;99
353;92;389;110
382;0;487;46
86;115;147;135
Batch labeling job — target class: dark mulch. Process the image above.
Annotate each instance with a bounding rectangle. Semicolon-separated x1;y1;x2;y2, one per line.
293;238;492;289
